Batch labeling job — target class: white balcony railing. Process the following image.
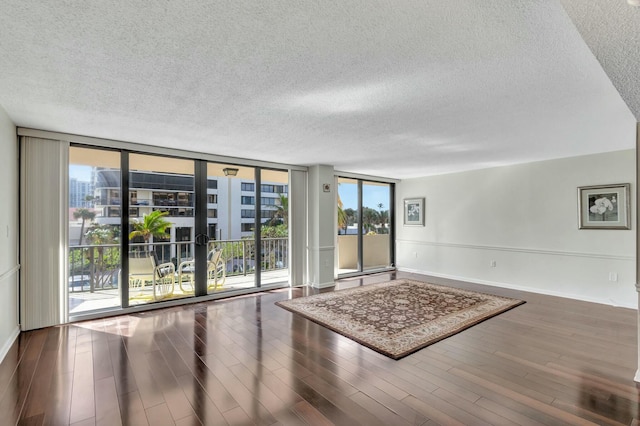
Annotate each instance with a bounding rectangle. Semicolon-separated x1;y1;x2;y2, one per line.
68;237;288;293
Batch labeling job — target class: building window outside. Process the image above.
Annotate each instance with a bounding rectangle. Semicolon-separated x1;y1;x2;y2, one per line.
241;209;255;218
151;191;193;207
241;182;254;191
261;210;277;219
152;207;193;217
108;189;120;205
130;171;193;191
207;223;217;239
176;192;191;206
175;227;192;260
241;223;254;232
261;184;287;193
241;196;255;205
207;179;217;189
69;177;94;208
207;209;217;218
207;194;217;204
261;197;277;206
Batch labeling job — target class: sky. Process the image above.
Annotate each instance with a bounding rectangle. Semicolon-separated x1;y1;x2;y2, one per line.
69;165;92;181
338;183;390;211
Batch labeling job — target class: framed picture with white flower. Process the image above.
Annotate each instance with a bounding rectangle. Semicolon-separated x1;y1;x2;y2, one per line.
578;183;630;229
404;198;425;226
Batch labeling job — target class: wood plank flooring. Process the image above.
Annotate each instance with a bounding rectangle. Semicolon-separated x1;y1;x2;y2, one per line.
1;271;638;425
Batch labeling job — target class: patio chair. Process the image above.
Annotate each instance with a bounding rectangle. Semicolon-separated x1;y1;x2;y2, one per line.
207;249;226;291
177;258;195;294
177;249;226;293
128;252;175;301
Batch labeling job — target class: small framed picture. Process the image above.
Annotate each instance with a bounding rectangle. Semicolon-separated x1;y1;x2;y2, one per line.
404;198;425;226
578;183;630;229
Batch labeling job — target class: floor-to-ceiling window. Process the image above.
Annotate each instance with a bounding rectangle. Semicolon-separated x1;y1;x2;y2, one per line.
206;163;257;293
68;146;122;314
337;177;359;274
67;145;291;318
203;164;290;293
362;181;392;272
259;168;289;287
127;153;196;305
337;176;394;276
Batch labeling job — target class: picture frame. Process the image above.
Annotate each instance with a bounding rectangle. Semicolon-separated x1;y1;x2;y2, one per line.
577;183;630;230
404;198;425;226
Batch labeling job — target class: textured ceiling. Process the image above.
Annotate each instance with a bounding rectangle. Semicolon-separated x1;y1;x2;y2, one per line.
559;0;640;121
0;1;637;179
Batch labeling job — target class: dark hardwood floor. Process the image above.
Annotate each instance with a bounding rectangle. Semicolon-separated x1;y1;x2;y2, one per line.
1;271;638;425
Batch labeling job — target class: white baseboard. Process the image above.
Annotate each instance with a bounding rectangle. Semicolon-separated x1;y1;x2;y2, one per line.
0;326;20;364
311;281;335;289
397;267;637;310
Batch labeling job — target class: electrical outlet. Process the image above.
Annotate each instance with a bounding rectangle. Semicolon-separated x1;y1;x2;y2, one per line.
490;260;497;267
609;272;618;282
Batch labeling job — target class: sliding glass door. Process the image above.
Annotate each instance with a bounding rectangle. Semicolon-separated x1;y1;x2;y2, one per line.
203;164;290;293
127;153;196;305
337;177;394;276
205;163;257;293
337;178;359;274
362;181;392;272
68;145;291;317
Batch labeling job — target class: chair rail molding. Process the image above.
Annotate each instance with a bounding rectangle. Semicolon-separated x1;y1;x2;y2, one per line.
396;239;634;261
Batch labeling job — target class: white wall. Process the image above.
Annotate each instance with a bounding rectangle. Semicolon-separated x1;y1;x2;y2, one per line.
397;150;636;308
0;106;19;361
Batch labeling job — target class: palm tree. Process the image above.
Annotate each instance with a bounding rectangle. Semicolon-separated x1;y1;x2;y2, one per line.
377;203;384;222
377;209;389;234
273;194;288;226
84;194;97;208
362;207;380;234
129;210;171;253
345;208;356;228
73;208;96;246
337;193;348;233
376;202;390;230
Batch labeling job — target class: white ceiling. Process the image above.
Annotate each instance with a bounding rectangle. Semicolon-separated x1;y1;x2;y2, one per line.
0;1;638;179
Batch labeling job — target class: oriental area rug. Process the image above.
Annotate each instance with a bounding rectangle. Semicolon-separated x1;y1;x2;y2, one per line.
276;279;525;360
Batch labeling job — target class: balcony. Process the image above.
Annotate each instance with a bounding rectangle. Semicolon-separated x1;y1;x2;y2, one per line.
337;234;391;274
68;237;288;314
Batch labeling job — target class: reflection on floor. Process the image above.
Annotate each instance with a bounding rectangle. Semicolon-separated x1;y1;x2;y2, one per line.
5;271;638;425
